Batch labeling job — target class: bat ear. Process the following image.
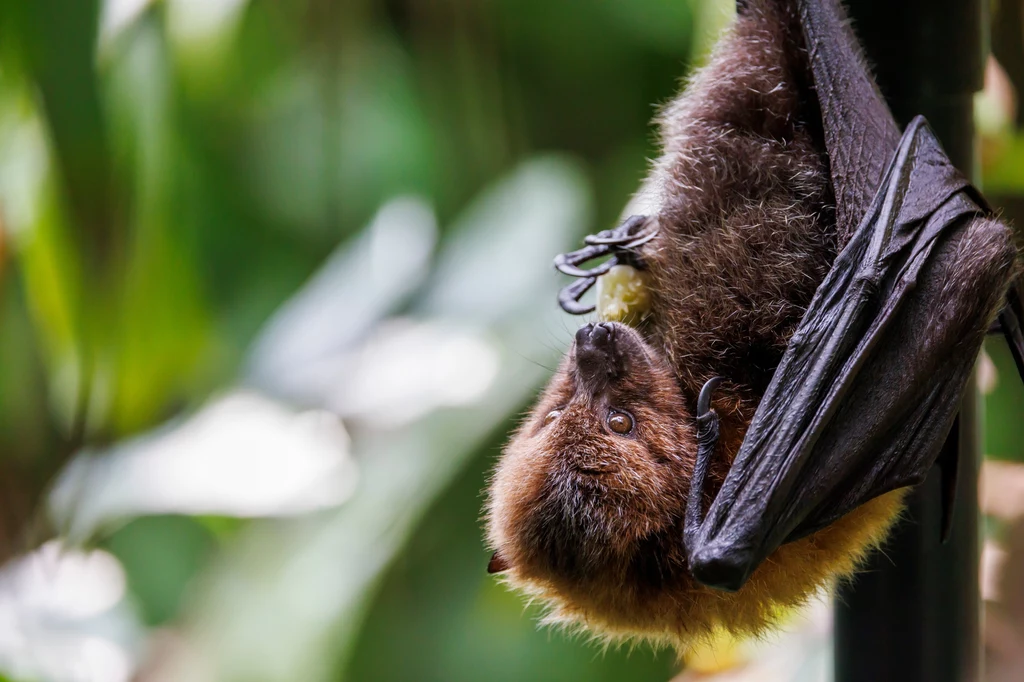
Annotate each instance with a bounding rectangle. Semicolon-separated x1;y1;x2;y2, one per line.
487;551;510;574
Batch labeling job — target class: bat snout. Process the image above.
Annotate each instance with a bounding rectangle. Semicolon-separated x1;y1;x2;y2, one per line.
575;322;624;382
576;321;616;353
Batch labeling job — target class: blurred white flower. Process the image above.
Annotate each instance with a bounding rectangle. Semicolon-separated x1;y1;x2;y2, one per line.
982;540;1009;603
329;319;500;428
50;392;359;544
247;196;438;406
982;459;1024;522
421;157;592;321
0;542;138;682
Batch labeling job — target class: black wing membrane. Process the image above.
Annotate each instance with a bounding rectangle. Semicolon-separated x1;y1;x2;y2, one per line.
686;118;1014;590
685;0;1021;591
1000;280;1024;380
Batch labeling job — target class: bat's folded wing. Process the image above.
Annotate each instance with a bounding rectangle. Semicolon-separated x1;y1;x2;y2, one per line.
999;279;1024;380
686;117;1017;591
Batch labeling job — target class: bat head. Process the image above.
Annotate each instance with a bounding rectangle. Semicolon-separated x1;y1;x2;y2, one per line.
485;322;699;614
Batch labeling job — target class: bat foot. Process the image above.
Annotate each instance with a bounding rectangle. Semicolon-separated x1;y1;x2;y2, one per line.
558;277;598;314
685;377;727;579
554;215;656;314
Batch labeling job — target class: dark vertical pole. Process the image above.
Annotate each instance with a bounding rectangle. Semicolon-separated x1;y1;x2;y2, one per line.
834;1;986;681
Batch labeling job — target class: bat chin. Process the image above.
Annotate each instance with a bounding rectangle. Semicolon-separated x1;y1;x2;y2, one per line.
491;460;677;586
546;475;640;548
567;465;615;479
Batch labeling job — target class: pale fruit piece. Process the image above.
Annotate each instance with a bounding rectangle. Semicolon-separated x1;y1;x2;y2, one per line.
596;264;652;325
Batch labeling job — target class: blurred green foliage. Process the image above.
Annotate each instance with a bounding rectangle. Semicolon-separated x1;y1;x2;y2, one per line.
106;515;216;626
0;0;1022;681
0;0;729;679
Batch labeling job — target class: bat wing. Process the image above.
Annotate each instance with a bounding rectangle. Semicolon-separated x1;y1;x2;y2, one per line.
999;280;1024;380
686;118;1015;591
684;0;1020;591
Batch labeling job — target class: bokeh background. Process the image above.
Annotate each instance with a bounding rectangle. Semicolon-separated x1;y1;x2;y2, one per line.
1;0;1024;680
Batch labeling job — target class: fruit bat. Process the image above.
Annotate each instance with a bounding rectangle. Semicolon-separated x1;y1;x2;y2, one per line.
484;0;1024;649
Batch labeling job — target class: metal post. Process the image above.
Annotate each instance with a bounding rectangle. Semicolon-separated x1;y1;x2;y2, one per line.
834;1;986;681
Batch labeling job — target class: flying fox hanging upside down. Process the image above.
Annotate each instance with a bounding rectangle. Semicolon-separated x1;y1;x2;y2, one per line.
484;0;1023;649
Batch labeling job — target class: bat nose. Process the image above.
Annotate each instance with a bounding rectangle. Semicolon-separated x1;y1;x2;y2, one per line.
575;321;615;350
574;322;622;383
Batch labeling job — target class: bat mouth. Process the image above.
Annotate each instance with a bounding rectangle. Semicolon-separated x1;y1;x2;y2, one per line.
574;465;614;476
564;454;616;476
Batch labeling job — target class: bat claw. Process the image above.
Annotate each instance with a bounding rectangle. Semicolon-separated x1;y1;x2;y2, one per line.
554;215;657;314
697;376;724;419
685;377;725;568
558;276;598;314
554;249;618;278
583;215;651;245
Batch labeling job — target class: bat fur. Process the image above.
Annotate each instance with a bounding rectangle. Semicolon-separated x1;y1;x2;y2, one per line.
485;0;1013;649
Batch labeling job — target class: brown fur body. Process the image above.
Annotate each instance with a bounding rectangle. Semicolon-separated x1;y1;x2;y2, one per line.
486;1;906;648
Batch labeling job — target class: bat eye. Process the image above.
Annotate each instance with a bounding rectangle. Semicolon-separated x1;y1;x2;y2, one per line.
543;409;562;426
607;410;634;435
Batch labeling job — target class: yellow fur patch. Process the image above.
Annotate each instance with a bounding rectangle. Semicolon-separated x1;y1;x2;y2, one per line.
497;489;905;651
